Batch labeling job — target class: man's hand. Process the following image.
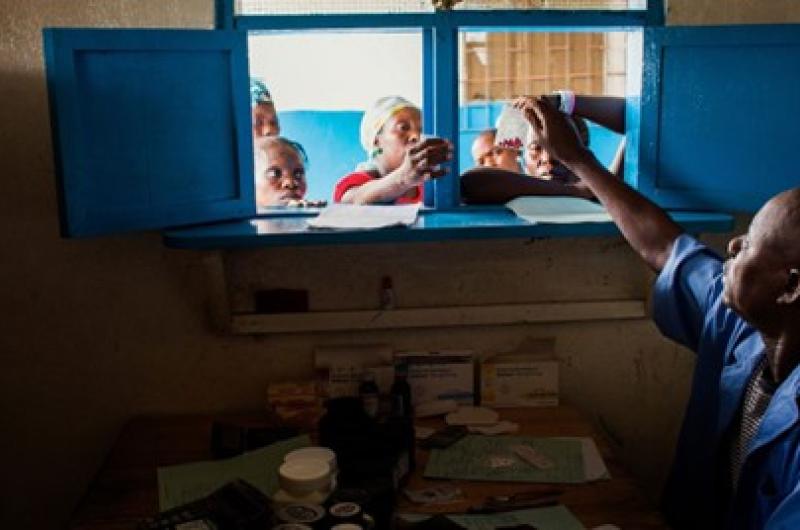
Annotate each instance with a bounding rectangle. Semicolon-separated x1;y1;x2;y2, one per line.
513;96;592;169
515;98;681;272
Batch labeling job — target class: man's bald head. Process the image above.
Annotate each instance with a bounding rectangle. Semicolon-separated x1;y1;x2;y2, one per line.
755;187;800;264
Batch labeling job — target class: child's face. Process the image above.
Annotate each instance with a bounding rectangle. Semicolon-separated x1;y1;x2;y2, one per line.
375;107;422;172
525;142;578;182
252;102;280;139
255;144;307;206
472;132;520;172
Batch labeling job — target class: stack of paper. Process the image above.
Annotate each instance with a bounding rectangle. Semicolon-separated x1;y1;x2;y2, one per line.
424;435;609;483
307;203;420;230
506;196;612;224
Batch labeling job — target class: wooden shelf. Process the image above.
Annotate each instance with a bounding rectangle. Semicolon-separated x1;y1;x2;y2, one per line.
230;299;647;334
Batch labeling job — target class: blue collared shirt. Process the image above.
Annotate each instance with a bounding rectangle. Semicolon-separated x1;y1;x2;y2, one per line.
654;235;800;530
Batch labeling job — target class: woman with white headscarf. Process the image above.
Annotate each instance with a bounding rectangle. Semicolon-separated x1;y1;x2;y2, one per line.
333;96;452;204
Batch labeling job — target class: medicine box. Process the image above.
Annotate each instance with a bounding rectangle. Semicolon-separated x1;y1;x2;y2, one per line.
480;357;559;407
395;351;474;406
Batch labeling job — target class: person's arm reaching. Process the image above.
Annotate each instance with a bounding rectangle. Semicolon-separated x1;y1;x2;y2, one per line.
460;167;593;204
572;95;625;135
341;138;451;204
522;97;682;273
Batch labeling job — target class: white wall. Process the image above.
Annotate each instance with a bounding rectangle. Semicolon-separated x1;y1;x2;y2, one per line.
249;33;422;110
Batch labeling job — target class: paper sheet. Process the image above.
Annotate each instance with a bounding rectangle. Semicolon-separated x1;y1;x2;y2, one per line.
400;505;585;530
307;203;420;229
506;196;612;224
157;435;310;511
558;437;611;481
424;435;585;484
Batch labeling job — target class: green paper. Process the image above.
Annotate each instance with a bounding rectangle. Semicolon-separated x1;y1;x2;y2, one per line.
424;435;585;484
401;505;586;530
157;435;311;511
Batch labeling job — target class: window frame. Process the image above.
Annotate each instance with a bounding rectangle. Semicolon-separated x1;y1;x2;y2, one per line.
221;0;665;209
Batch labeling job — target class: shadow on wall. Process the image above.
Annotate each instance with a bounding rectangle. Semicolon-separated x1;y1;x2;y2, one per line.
278;105;624;202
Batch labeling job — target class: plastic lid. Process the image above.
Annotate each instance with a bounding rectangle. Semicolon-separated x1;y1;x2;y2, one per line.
329;501;361;518
284;446;337;472
276;503;326;524
278;459;331;495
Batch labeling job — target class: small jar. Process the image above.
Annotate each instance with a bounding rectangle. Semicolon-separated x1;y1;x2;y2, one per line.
326;502;375;529
274;503;326;527
272;459;333;506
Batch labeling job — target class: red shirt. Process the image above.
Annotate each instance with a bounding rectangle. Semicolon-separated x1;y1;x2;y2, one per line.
333;171;423;204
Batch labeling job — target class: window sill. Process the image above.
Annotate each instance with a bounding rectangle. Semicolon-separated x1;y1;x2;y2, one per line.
163;205;734;250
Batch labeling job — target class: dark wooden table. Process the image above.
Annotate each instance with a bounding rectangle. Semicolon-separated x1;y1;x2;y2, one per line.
69;406;668;529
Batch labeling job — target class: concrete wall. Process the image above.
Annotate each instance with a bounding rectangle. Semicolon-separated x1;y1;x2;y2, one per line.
2;1;799;528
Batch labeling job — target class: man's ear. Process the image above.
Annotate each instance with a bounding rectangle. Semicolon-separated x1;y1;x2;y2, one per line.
777;268;800;304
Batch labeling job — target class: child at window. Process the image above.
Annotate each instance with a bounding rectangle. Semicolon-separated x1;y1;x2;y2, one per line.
254;137;309;207
333;96;452;205
460;92;623;204
470;128;522;172
250;78;280;139
524;114;590;184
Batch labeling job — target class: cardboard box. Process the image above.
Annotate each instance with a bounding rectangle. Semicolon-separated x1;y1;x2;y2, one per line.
481;356;559;407
395;351;474;406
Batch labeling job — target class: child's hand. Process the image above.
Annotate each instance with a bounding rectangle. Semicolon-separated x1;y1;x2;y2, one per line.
398;137;453;187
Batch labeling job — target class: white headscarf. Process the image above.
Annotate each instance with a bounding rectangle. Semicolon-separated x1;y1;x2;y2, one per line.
359;95;419;156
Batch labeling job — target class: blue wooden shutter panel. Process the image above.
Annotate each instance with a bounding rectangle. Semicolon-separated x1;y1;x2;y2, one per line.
638;24;800;213
44;29;255;237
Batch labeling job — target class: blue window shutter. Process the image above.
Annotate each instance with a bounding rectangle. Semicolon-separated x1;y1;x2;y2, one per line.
637;25;800;213
44;29;255;237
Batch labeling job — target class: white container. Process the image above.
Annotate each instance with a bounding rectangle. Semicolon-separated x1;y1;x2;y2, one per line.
272;458;333;506
495;105;531;151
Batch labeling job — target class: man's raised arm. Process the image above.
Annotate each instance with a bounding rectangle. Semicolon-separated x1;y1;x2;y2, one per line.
523;97;682;272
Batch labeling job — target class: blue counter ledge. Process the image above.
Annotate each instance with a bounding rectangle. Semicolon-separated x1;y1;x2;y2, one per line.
162;206;735;250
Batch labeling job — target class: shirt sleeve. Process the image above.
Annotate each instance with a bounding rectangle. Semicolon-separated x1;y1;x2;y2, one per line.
333;171;373;203
766;479;800;530
652;234;724;352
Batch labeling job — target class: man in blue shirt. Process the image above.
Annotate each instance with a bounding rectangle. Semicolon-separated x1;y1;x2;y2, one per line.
518;97;800;529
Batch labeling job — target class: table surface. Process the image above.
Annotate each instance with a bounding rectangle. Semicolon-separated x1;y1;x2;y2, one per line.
69;406;669;530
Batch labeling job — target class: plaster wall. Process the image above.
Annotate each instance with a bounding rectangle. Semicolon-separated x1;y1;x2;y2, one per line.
0;1;796;529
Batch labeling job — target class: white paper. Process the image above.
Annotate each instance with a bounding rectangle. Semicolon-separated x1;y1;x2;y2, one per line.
554;436;611;481
307;203;420;229
506;196;612;224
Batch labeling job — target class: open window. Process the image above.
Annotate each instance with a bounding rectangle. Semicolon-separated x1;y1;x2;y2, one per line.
248;30;423;208
44;1;800;247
